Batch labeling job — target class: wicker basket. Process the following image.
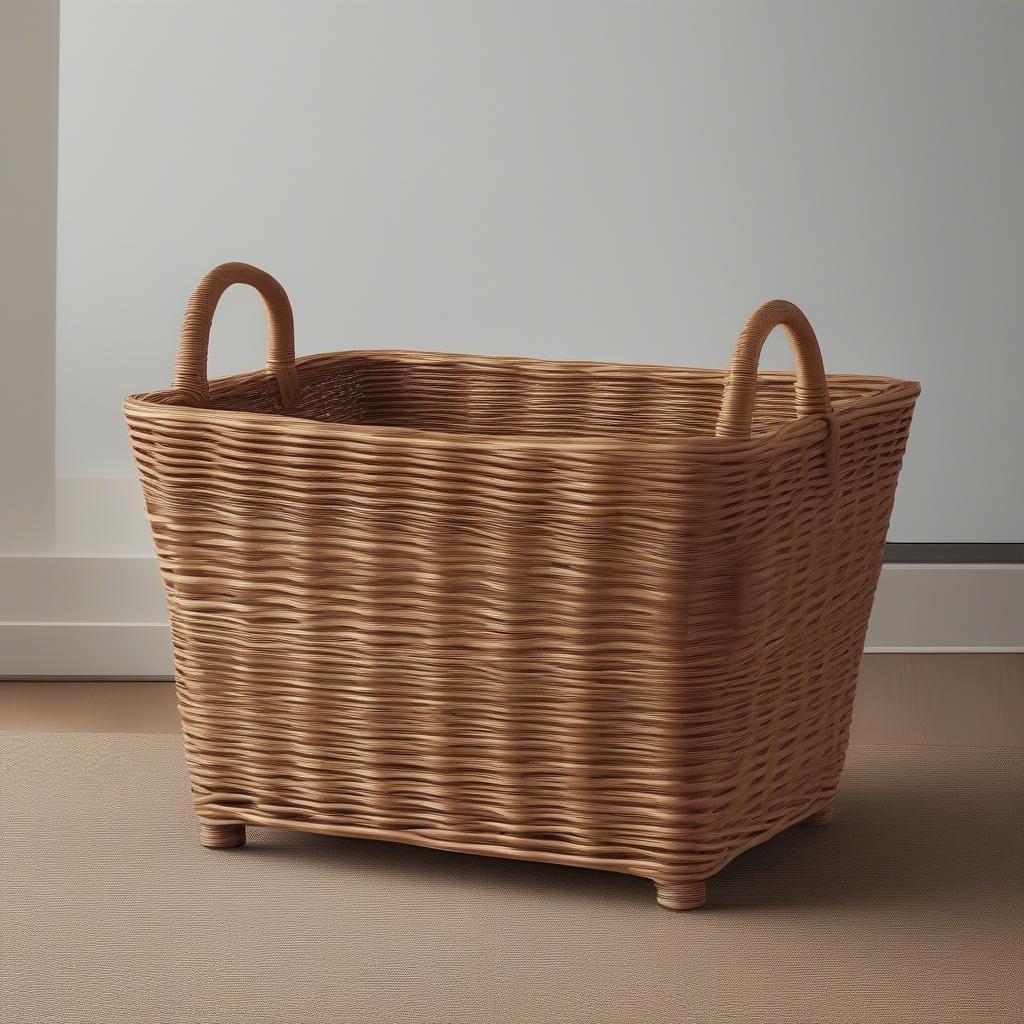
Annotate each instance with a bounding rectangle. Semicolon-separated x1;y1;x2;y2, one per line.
125;262;918;910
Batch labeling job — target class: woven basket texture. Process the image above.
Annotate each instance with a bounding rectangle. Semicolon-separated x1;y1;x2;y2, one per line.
125;263;919;907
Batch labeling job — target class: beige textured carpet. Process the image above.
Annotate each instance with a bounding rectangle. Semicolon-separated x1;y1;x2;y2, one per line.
2;733;1020;1024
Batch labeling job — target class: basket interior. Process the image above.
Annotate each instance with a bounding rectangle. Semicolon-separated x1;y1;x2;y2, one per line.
197;352;899;440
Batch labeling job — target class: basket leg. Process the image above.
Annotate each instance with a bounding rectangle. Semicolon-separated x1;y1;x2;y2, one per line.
654;879;706;911
803;803;836;826
199;819;246;849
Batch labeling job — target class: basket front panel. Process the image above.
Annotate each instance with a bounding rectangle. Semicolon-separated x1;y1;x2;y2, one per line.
127;410;746;879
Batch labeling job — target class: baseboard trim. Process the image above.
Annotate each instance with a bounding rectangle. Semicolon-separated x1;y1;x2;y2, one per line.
2;559;1022;675
864;645;1024;654
866;563;1024;650
884;542;1023;563
0;623;173;677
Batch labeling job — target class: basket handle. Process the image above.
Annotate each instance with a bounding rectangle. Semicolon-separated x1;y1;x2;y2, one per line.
173;262;299;410
715;299;831;439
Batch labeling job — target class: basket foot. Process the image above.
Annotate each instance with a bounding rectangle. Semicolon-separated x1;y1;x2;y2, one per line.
803;805;835;826
199;820;246;849
654;880;706;911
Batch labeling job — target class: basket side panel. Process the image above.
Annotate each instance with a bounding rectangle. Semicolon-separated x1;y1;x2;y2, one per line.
705;391;918;855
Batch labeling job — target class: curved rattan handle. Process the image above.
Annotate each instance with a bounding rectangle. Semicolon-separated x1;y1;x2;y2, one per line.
716;300;830;439
173;262;298;410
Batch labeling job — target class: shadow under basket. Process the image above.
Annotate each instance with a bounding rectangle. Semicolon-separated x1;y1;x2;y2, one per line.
125;262;919;909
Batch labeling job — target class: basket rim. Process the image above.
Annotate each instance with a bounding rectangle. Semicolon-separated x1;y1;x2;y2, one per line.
124;347;921;456
281;346;915;383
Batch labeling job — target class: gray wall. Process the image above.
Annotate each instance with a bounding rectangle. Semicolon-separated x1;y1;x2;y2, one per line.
56;0;1023;541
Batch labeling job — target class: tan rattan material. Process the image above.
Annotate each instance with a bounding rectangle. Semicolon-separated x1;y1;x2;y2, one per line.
125;263;919;910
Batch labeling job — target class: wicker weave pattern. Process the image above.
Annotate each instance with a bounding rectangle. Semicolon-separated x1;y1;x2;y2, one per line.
125;264;918;909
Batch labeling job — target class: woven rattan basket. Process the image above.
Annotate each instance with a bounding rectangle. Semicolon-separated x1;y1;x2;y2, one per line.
125;262;918;910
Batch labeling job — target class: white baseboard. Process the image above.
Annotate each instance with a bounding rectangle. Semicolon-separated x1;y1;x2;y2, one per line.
2;557;1021;677
864;563;1024;650
865;646;1024;654
0;623;172;677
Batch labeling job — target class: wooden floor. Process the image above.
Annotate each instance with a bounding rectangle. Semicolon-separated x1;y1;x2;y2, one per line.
1;653;1022;746
5;655;1018;1024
